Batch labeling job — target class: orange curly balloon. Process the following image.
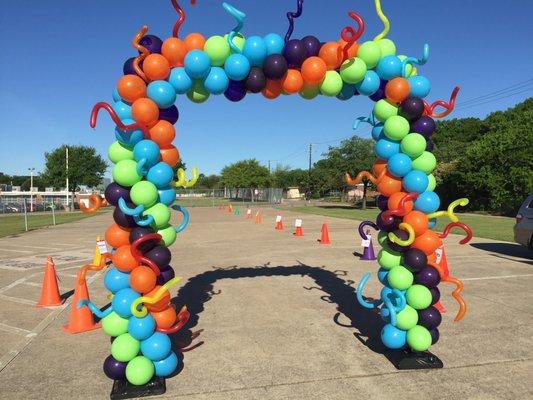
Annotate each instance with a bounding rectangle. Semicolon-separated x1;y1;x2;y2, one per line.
80;194;103;214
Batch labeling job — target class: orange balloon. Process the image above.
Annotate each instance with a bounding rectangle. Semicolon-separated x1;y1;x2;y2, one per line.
151;305;177;329
184;33;206;51
372;159;387;176
427;252;436;263
161;37;187;67
117;75;146;103
319;41;343;70
112;245;139;273
301;56;327;84
262;79;282;99
403;211;429;236
387;192;413;216
145;285;170;312
385;77;410;103
149;120;176;147
412;230;442;255
377;172;403;197
131;98;160;127
281;69;303;94
159;145;180;167
105;224;131;248
143;54;170;81
337;38;359;60
130;265;157;294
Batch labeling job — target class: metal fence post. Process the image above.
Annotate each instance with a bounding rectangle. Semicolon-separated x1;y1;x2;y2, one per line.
23;198;28;231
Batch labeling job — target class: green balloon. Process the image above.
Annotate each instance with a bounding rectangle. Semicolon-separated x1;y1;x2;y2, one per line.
113;160;142;187
384;116;410;141
299;83;319;100
427;174;436;191
377;38;396;57
204;35;230;66
406;285;432;310
357;41;381;68
130;181;158;208
224;33;245;53
187;80;209;103
111;333;140;362
395;305;418;330
158;224;177;247
319;71;343;96
102;311;129;337
407;325;432;352
143;203;170;229
401;133;426;158
411;151;437;174
377;248;401;270
373;99;398;122
339;57;367;84
377;231;388;246
125;356;154;386
108;141;133;164
387;266;414;290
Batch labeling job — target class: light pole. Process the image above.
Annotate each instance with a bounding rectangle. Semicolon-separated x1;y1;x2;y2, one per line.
28;167;35;212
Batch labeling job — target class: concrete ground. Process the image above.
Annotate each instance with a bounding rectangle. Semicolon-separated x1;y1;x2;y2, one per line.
0;206;532;399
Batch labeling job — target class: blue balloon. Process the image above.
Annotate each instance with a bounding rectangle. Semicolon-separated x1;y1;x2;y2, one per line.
355;70;380;96
337;83;357;100
115;118;143;147
153;351;179;377
169;67;193;94
104;268;130;294
158;187;176;206
377;268;389;285
408;76;431;98
371;124;385;141
128;314;156;341
375;138;400;160
381;323;407;349
203;67;229;95
263;33;284;55
112;87;121;102
403;170;429;193
387;153;412;177
428;218;437;229
184;50;211;79
140;332;172;361
147;80;177;109
147;162;174;189
112;101;132;120
243;35;267;67
414;191;440;214
133;140;160;168
224;54;250;81
376;55;403;80
112;288;140;318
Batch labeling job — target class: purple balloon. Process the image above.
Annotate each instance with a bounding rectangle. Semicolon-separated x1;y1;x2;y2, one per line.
245;67;266;93
426;139;434;152
429;327;439;344
105;183;130;206
429;287;441;305
417;306;442;330
156;265;176;285
376;212;400;232
415;266;440;287
113;206;137;228
282;39;307;67
224;80;247;102
145;245;171;268
158;105;179;125
103;355;126;380
301;35;321;57
129;227;157;252
377;195;389;211
263;54;288;80
402;248;427;272
399;96;425;121
411;116;436;137
369;79;387;102
139;35;163;54
387;229;410;252
123;57;143;76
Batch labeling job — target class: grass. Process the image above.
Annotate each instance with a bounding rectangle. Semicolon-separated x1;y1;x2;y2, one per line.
278;205;515;242
0;210;108;238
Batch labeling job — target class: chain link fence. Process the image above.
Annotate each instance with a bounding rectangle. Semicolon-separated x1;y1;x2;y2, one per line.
174;188;284;207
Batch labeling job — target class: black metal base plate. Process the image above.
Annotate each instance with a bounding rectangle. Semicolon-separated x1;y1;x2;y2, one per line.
110;377;166;400
392;350;444;370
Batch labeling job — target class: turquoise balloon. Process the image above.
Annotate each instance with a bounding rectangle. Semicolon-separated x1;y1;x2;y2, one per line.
140;332;172;361
146;162;174;189
133;140;160;169
381;324;406;349
115;119;143;148
408;75;431;98
387;153;412;177
403;170;429;193
337;83;357;100
147;80;176;109
224;54;250;81
243;35;267;67
354;70;380;96
371;124;384;141
263;33;284;55
376;55;403;80
153;351;179;377
128;314;156;341
184;50;211;79
169;67;193;94
414;191;440;213
375;138;400;160
112;101;132;120
104;267;130;293
112;87;121;102
112;288;140;318
158;187;176;206
203;67;229;95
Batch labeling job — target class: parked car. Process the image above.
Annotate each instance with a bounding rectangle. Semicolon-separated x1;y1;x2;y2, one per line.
514;193;533;250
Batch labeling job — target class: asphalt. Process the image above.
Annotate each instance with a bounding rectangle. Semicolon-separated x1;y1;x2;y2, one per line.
0;206;532;399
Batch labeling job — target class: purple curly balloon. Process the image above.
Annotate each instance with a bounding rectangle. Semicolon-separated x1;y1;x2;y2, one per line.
358;221;379;240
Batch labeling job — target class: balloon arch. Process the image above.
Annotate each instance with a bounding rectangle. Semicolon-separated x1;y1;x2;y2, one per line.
80;0;472;397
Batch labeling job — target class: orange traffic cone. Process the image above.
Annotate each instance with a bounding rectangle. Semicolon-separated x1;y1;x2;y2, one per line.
275;215;284;230
228;204;233;214
436;245;450;280
62;269;100;333
293;219;303;236
37;257;64;307
255;211;262;224
318;222;330;244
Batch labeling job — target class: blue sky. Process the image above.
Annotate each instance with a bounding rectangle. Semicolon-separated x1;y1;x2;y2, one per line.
1;0;532;177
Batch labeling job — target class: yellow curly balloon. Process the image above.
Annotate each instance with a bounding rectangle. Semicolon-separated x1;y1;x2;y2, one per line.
427;198;469;222
387;222;415;246
373;0;390;41
174;166;199;188
130;276;182;317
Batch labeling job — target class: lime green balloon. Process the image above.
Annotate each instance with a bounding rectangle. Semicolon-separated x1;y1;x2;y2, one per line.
339;57;367;84
387;266;414;290
412;151;437;174
204;35;230;66
102;311;129;337
377;248;401;270
319;71;343;96
398;55;413;77
373;99;398;122
395;305;418;331
143;203;171;229
407;325;432;352
427;174;436;191
125;356;154;386
384;116;410;141
357;41;381;68
113;160;142;187
158;224;177;247
299;83;319;100
377;38;396;57
108;141;133;164
378;230;388;246
130;181;158;208
401;133;426;158
224;33;245;53
406;285;432;310
187;80;209;104
111;333;140;362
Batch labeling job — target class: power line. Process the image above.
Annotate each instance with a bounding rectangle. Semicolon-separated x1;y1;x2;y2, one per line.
455;88;533;111
456;78;533;106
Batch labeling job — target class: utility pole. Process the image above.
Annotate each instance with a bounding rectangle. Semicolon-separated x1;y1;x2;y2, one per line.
65;146;70;211
28;167;35;212
307;143;312;201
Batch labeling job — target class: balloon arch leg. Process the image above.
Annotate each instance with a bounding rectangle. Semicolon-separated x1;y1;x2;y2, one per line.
80;0;471;398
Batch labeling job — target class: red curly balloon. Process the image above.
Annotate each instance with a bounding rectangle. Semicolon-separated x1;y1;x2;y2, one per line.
171;0;197;38
340;12;365;60
156;306;190;334
130;233;163;276
382;192;418;221
439;221;473;245
90;102;150;139
423;86;460;118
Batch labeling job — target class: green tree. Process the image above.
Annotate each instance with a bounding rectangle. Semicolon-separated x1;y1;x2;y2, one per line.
220;159;270;188
196;173;221;189
271;165;309;189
